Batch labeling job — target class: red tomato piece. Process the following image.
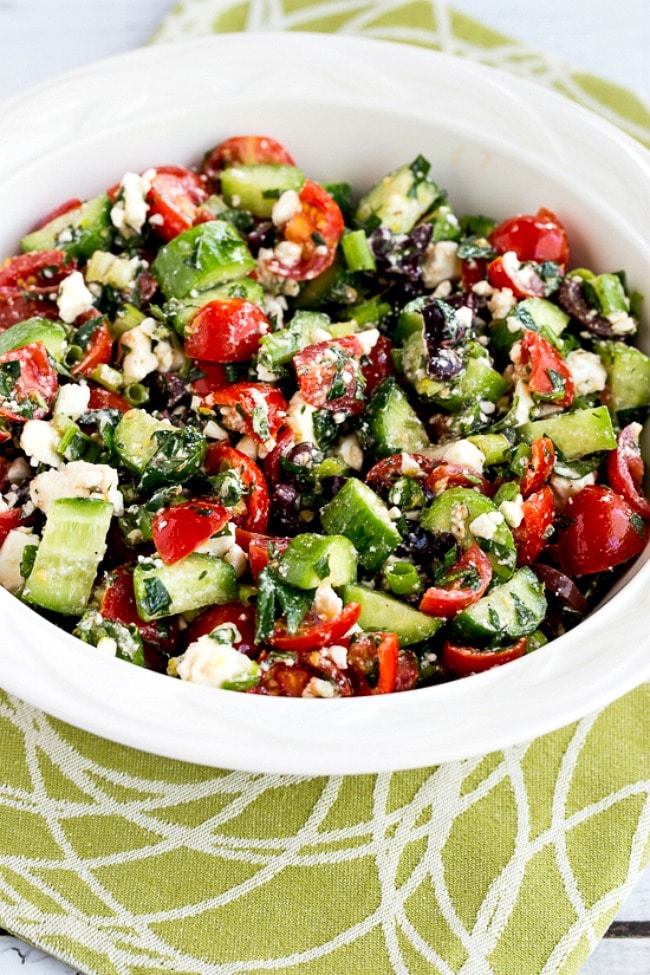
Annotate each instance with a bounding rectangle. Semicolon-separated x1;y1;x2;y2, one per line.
347;630;403;694
366;452;435;493
293;335;365;415
443;637;528;676
71;318;113;377
262;426;296;486
202;135;295;182
263;180;344;281
0;342;58;421
520;331;574;408
0;509;23;547
0;289;59;331
361;334;396;396
146;166;209;242
419;544;493;617
490;208;570;266
425;462;491;497
185;299;270;363
558;484;646;576
204;442;270;533
374;632;400;694
0;250;75;290
189;360;228;398
100;566;179;653
151;500;231;564
204;382;288;446
87;384;131;413
487;253;546;299
607;423;650;519
512;485;555;566
460;257;488;290
186;601;257;652
247;533;291;581
269;602;361;653
520;436;555;497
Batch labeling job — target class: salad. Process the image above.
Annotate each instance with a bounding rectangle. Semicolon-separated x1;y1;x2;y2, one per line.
0;133;648;699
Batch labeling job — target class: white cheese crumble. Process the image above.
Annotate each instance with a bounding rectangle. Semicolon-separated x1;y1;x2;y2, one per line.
421;240;460;288
565;349;607;396
119;318;159;383
53;383;91;422
550;471;597;512
469;510;504;540
426;438;485;474
110;170;153;237
499;493;525;528
355;328;380;356
333;433;364;471
197;524;248;578
286;391;317;445
0;528;39;593
29;460;124;516
302;677;337;698
512;378;535;426
271;189;302;226
488;287;517;320
20;420;62;469
56;271;95;324
174;633;258;689
608;309;637;335
313;583;343;620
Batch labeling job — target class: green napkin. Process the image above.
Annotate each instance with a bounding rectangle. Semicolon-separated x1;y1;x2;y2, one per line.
1;4;650;975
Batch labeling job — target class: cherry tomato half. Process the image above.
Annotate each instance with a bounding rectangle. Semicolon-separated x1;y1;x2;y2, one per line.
511;485;555;566
443;637;528;676
425;462;491;497
419;544;493;617
87;384;131;413
607;423;650;519
246;533;291;581
151;500;231;564
263;180;344;281
189;360;228;398
0;249;76;290
361;334;396;396
0;342;58;421
487;254;547;299
202;135;296;182
520;331;574;408
146;166;209;242
268;602;361;653
490;208;570;266
293;335;365;415
204;382;288;446
366;452;435;494
0;509;23;547
100;565;179;654
204;442;270;533
185;298;270;363
71;318;113;378
186;601;257;652
558;484;646;576
520;436;555;497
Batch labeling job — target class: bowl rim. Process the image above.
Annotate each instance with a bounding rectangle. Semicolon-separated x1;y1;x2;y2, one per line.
1;31;650;774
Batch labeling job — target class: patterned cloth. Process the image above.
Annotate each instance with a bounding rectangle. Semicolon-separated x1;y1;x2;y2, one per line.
1;3;649;974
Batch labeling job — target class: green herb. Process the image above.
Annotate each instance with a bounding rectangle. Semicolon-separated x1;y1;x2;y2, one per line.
142;576;172;618
255;566;314;642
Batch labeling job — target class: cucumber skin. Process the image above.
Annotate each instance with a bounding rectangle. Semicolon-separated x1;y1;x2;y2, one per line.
449;567;547;645
320;478;401;573
0;318;67;360
520;406;616;461
133;554;237;621
277;533;357;589
342;584;442;646
151;221;255;300
21;194;114;261
24;498;113;616
359;377;430;458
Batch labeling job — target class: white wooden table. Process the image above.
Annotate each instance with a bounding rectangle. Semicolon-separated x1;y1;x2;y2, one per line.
0;1;648;972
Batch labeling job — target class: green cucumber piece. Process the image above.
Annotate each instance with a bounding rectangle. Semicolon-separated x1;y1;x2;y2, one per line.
257;310;332;372
354;156;443;233
520;405;616;460
113;409;173;475
358;377;430;458
220;164;305;218
165;278;265;335
421;487;516;581
24;498;112;616
320;477;401;572
491;297;570;354
277;533;357;589
467;433;511;467
449;566;547;645
21;194;114;260
595;340;650;423
0;317;67;360
342;584;442;646
133;553;237;621
152;220;255;299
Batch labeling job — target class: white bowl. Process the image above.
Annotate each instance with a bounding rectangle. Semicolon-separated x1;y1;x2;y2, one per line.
1;33;649;774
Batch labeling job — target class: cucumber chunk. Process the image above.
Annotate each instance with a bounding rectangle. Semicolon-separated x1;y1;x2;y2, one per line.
21;194;114;261
277;533;357;589
320;477;401;572
358;377;430;457
24;498;112;616
595;340;650;424
113;409;173;475
520;406;616;460
342;584;442;645
152;220;255;299
421;487;516;581
0;317;67;360
449;566;547;645
220;164;305;218
354;156;443;233
257;310;332;372
133;553;237;621
491;297;570;354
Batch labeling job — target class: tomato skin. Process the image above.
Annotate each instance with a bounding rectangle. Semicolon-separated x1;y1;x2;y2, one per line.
185;299;270;363
0;249;75;290
419;544;493;617
490;208;570;266
146;166;209;242
186;601;257;651
0;342;59;421
607;423;650;519
71;318;113;377
293;335;365;415
347;630;403;694
487;254;546;299
460;257;489;290
366;452;435;493
100;566;179;653
204;442;270;533
189;360;228;398
247;533;291;581
512;485;555;566
264;179;344;281
204;382;288;446
520;331;574;408
87;384;131;413
374;632;400;694
426;462;492;497
268;602;362;653
558;484;646;576
202;135;295;182
361;334;396;396
0;509;23;547
443;637;528;676
520;436;555;497
151;500;231;564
